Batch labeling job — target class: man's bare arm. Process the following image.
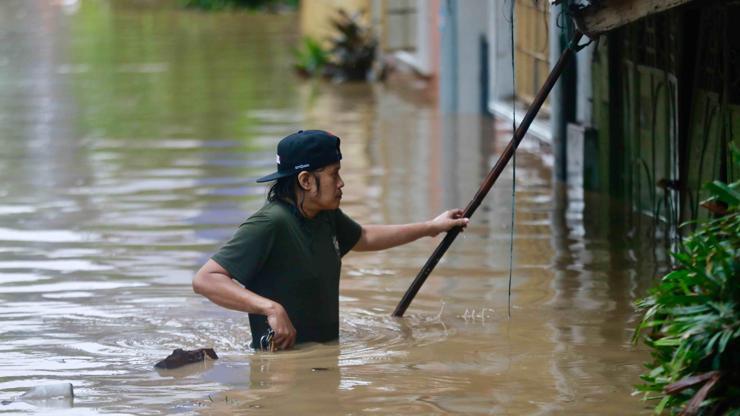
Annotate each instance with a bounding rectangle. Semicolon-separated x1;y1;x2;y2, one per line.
352;209;469;252
192;259;296;349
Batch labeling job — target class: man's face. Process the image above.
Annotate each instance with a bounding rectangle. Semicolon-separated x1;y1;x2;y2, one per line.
311;162;344;210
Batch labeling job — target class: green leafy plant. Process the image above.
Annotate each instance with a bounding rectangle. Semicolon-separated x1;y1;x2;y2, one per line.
293;37;329;77
633;144;740;415
292;9;379;82
325;9;377;81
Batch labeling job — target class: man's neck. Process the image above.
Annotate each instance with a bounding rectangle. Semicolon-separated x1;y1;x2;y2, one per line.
283;195;320;219
300;204;320;219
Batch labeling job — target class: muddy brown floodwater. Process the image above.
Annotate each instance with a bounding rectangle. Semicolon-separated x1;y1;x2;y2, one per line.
0;1;668;414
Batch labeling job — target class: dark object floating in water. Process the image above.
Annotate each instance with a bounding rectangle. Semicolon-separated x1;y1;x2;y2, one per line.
311;367;330;372
155;348;218;369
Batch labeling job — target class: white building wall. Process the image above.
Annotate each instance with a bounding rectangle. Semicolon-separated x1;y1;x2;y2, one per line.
488;0;513;103
485;0;552;143
440;0;489;114
575;43;594;126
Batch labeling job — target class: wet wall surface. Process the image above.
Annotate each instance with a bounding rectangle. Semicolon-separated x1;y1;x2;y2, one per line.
0;1;666;414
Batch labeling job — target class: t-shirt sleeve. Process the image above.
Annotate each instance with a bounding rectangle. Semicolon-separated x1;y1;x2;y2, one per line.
334;208;362;256
210;214;275;287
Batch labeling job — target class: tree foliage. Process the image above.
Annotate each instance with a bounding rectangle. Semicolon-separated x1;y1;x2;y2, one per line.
179;0;297;11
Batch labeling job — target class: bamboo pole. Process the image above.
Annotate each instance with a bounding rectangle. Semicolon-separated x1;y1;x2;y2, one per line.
392;30;585;317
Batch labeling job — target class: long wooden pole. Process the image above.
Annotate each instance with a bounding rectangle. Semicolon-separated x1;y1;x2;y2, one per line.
392;31;584;317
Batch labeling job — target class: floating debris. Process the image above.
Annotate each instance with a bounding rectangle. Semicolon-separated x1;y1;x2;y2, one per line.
154;348;218;369
1;382;75;404
21;383;74;400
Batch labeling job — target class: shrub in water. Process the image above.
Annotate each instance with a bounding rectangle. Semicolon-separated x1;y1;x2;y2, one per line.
291;9;379;82
294;37;329;77
324;9;377;81
633;145;739;415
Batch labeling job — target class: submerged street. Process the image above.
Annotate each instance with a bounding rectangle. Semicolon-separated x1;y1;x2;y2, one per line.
0;1;665;414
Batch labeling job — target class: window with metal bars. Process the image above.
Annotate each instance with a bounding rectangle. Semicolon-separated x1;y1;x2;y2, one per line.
514;0;550;108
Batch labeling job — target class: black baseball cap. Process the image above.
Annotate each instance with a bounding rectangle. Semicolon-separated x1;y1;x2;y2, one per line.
256;130;342;183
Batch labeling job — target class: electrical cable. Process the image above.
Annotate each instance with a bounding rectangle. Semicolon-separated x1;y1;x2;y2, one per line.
507;0;517;319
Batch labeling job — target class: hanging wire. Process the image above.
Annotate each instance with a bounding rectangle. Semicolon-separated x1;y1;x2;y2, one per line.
555;0;595;52
507;0;517;319
502;0;592;318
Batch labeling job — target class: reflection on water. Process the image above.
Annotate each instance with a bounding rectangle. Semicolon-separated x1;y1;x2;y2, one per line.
0;1;663;414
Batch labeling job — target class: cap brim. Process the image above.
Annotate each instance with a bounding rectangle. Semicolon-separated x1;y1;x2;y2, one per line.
256;170;292;183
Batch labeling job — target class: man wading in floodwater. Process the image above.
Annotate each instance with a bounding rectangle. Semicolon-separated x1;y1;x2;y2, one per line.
193;130;468;350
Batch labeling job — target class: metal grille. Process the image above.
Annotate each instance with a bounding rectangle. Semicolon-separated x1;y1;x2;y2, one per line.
514;0;550;107
621;11;681;240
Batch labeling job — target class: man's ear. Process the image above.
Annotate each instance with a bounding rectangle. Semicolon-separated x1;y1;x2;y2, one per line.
297;171;312;191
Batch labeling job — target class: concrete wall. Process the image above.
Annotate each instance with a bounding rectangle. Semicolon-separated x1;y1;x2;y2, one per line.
439;0;489;114
381;0;441;78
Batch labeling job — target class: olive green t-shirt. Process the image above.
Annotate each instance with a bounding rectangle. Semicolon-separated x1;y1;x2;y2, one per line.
211;200;362;348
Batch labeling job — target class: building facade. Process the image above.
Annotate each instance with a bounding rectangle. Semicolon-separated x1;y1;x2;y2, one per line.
299;0;739;237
